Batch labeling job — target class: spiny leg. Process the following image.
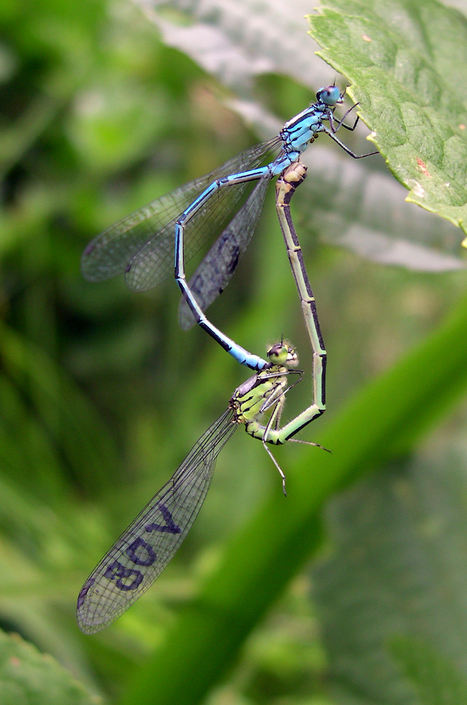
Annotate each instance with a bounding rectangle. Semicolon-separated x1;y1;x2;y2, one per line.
261;392;288;495
330;101;360;131
324;127;379;159
325;100;378;157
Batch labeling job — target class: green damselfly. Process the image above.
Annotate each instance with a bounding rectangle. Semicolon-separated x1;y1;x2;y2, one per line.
77;338;327;633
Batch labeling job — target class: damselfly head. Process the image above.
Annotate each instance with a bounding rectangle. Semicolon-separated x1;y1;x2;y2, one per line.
316;85;343;107
267;340;298;367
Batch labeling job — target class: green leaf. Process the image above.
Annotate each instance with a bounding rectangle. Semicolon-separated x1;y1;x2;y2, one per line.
308;0;467;237
312;452;467;704
0;630;98;705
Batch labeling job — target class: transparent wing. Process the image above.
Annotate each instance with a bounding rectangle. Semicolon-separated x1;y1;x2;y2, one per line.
81;140;279;290
179;172;273;330
77;408;236;634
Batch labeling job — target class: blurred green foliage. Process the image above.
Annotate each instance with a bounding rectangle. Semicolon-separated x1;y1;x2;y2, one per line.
1;0;467;704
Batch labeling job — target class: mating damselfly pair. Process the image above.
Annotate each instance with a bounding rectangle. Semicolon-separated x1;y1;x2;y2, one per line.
77;86;377;633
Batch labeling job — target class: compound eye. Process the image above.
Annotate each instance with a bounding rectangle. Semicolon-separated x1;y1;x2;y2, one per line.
267;342;289;365
316;85;342;106
267;340;298;366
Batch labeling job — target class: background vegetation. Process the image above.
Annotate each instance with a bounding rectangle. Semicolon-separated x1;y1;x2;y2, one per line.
1;0;467;703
